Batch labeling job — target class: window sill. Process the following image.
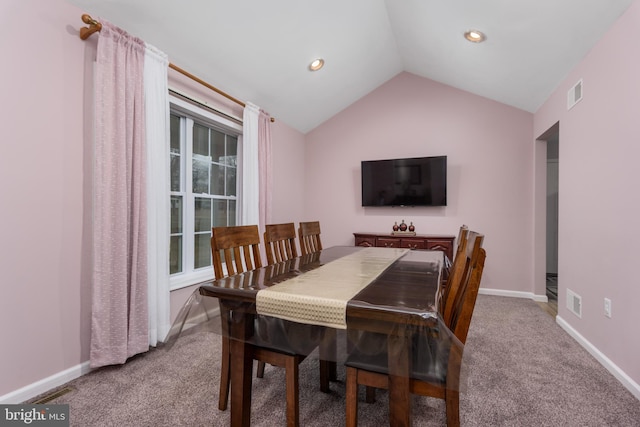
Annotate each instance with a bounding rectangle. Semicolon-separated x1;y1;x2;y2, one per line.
170;269;215;291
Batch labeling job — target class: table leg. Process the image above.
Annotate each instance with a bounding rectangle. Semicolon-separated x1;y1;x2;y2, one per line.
387;330;412;427
228;306;254;427
319;328;337;392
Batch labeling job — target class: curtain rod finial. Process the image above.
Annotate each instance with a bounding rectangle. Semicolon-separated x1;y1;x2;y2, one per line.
79;14;102;40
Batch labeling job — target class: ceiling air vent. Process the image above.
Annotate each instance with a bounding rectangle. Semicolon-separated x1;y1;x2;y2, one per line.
566;288;582;318
567;79;583;110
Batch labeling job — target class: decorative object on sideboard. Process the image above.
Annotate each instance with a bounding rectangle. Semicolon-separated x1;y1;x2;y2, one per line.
392;219;416;236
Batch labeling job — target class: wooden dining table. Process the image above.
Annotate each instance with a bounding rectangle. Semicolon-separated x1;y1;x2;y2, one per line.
198;245;443;427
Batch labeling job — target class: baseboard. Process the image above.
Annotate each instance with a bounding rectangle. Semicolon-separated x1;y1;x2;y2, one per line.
0;361;93;404
479;290;639;401
556;315;640;401
0;305;220;405
15;301;638;410
479;287;548;302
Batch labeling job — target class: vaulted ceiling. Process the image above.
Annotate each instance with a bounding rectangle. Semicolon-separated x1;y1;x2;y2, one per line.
67;0;634;133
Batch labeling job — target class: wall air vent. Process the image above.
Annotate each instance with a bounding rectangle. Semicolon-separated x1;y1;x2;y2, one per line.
567;79;583;110
566;288;582;318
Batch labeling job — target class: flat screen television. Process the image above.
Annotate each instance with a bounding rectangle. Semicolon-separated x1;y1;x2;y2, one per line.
361;156;447;207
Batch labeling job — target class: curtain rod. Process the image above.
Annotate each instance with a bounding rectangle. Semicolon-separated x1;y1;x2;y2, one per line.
79;14;274;122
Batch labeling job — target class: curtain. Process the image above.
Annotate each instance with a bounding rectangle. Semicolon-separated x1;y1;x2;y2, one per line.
242;103;260;227
90;21;149;367
144;44;171;347
242;103;272;232
258;110;272;228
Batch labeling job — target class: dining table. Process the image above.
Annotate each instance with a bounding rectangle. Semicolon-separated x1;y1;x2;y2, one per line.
198;245;445;427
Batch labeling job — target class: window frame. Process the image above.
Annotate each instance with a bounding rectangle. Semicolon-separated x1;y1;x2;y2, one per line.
169;94;243;291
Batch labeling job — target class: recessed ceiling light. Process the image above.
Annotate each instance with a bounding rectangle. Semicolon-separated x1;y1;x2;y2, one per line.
309;58;325;71
464;30;486;43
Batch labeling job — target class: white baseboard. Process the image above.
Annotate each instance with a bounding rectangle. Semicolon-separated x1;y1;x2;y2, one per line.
480;288;640;400
0;306;220;405
7;301;637;408
556;316;640;401
0;361;93;404
479;287;548;302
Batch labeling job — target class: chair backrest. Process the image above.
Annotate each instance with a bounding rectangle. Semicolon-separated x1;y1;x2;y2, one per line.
264;223;299;265
447;232;485;344
298;221;323;255
441;229;483;328
439;225;469;314
210;225;263;279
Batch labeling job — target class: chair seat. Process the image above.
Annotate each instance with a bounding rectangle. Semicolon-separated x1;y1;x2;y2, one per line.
252;316;325;356
344;330;452;384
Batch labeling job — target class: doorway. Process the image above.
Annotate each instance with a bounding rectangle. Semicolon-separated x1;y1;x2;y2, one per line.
546;135;559;312
537;122;559;316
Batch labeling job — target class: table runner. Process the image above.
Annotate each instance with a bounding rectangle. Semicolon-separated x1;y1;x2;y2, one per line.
256;247;409;329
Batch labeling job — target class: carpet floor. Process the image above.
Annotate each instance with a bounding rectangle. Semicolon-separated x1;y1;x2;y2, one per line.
29;295;640;426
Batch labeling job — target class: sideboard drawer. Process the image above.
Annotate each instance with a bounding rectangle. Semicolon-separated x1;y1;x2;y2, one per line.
399;238;428;250
377;237;400;248
355;236;376;247
426;239;453;256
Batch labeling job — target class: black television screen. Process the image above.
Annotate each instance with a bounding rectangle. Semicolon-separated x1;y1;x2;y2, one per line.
361;156;447;207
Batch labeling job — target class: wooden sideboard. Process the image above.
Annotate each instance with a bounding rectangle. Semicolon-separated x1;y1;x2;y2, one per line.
353;232;455;261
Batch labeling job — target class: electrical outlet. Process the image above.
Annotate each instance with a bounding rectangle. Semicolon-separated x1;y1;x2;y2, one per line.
604;298;612;318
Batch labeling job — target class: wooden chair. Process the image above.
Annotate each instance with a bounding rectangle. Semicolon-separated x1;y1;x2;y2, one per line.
438;225;469;319
257;222;298;379
211;225;264;412
212;225;328;426
442;230;482;328
264;223;299;265
298;221;323;255
263;222;337;386
344;231;486;427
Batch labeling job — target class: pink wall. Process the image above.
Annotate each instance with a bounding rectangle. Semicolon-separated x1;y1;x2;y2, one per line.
270;122;306;223
305;72;534;293
534;0;640;385
0;0;90;397
0;0;307;400
4;0;639;402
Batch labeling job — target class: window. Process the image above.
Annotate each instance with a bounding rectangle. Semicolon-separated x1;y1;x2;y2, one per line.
169;95;242;289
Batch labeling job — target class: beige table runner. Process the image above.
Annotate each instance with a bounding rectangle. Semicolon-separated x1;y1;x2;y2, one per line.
256;247;409;329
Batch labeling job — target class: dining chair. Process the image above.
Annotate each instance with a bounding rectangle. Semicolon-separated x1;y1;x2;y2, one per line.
212;225;328;426
298;221;323;255
344;231;486;427
264;222;299;265
438;225;469;320
257;222;297;379
210;225;264;411
263;222;337;386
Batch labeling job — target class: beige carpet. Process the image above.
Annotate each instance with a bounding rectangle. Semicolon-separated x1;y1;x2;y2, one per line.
29;295;640;426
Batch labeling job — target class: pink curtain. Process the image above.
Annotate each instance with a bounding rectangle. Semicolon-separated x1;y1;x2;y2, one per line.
90;21;149;368
258;110;272;228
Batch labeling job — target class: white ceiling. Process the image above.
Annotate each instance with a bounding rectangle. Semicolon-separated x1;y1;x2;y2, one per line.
67;0;634;133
